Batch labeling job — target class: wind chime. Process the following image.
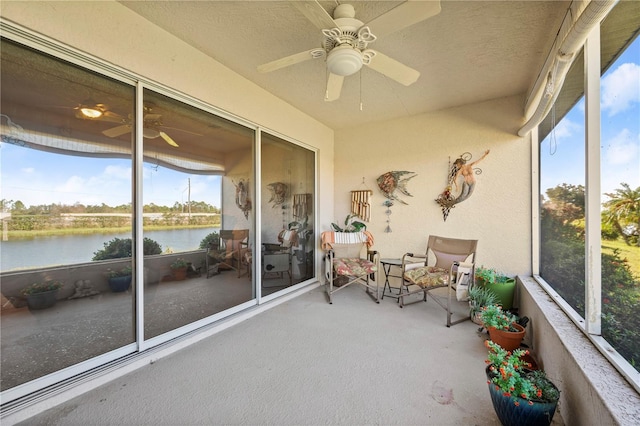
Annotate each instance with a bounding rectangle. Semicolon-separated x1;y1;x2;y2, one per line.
350;189;372;222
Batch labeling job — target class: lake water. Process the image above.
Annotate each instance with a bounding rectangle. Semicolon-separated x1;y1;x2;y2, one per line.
0;228;219;272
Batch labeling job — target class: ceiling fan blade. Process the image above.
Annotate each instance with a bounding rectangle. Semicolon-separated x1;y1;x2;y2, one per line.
159;131;179;147
324;73;344;102
257;49;325;73
102;124;132;138
291;1;337;30
160;125;203;136
366;50;420;86
144;113;162;121
101;110;126;123
365;0;441;39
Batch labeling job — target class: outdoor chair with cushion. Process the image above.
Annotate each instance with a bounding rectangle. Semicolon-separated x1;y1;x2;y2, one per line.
399;235;477;326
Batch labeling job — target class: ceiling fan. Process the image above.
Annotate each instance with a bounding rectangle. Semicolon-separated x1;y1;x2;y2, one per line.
101;105;185;147
257;1;441;101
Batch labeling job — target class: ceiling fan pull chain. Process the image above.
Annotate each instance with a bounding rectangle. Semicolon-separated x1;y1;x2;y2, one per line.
359;71;363;111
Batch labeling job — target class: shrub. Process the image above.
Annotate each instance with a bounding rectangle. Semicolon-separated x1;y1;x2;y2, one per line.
92;237;162;260
22;281;63;295
199;231;221;249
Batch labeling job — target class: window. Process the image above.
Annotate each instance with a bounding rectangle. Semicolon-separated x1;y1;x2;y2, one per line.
0;34;318;401
260;132;315;292
0;39;136;391
538;0;640;380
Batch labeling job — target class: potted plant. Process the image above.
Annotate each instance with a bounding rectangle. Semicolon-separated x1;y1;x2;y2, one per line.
485;340;560;426
468;284;498;325
481;304;526;351
21;281;63;310
331;214;367;232
105;265;133;292
170;257;189;280
475;266;517;310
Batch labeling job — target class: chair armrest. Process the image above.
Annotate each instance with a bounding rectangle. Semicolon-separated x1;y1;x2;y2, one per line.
401;253;427;272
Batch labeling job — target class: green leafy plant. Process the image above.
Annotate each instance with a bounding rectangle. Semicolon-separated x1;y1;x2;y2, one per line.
468;284;498;318
170;257;188;269
92;237;162;260
331;214;366;232
21;281;63;295
481;304;519;331
485;340;560;405
105;266;132;278
199;231;221;249
475;266;514;285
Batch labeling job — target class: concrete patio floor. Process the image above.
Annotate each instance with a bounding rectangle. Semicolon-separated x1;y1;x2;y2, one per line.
12;284;564;425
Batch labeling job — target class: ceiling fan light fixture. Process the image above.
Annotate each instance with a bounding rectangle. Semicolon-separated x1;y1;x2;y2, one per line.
326;45;363;76
143;127;161;139
79;106;103;118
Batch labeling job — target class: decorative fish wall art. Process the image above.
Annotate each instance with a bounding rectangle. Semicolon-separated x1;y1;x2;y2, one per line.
376;171;417;205
377;171;417;232
267;182;288;208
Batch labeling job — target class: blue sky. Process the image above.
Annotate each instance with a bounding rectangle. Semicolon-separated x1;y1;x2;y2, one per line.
0;146;221;208
540;36;640;199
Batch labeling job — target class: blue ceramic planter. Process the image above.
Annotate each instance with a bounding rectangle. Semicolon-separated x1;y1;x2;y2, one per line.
486;366;558;426
108;275;132;292
26;290;59;310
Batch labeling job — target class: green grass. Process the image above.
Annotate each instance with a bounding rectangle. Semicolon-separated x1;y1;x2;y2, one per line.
6;224;218;239
602;239;640;278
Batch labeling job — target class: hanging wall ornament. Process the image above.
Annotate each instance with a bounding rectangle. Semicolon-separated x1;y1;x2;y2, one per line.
233;179;252;220
383;199;394;233
377;171;416;233
376;171;417;205
435;150;490;221
267;182;288;208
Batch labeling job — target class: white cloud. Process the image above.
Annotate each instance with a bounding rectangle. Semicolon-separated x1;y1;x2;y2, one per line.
604;128;639;166
601;62;640;117
104;165;131;180
21;167;35;173
553;117;582;140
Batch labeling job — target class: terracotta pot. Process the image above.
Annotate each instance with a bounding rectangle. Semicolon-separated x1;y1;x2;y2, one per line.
172;267;188;281
488;323;525;351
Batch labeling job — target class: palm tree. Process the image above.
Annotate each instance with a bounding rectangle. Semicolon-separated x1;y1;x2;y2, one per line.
603;183;640;246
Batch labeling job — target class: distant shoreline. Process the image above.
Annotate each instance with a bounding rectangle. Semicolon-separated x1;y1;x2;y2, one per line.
2;224;218;240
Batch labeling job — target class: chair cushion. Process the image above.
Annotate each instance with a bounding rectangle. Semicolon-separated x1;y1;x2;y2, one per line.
404;266;450;288
333;258;377;276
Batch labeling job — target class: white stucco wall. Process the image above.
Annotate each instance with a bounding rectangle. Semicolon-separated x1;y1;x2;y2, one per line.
0;0;334;261
334;95;531;276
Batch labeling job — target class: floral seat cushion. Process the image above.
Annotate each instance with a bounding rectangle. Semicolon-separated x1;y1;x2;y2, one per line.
333;258;377;276
403;266;450;288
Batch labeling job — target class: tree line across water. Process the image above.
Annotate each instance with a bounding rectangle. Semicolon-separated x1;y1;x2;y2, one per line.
0;199;221;231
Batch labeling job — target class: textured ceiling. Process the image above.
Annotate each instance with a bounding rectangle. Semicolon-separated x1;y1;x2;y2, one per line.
121;1;570;130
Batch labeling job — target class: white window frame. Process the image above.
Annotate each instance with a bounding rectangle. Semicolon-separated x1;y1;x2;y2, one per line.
533;23;640;393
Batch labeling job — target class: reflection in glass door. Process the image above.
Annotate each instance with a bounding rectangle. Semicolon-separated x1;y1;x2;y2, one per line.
141;89;256;340
260;132;315;294
0;39;135;391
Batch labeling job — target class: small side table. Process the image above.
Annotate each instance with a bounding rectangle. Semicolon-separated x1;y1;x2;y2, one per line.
380;258;404;301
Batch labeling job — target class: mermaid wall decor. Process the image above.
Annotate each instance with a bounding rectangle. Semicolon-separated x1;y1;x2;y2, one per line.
435;150;489;221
